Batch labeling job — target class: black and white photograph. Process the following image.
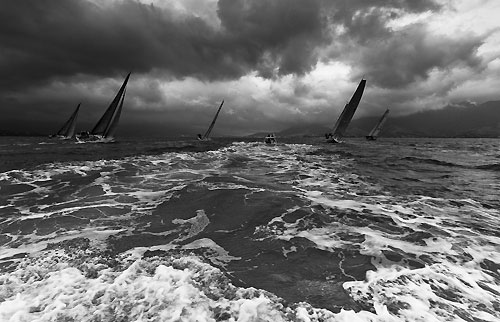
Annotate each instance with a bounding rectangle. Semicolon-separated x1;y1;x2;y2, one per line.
0;0;499;321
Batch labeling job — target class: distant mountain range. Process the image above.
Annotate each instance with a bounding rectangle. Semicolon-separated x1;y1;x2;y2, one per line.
270;100;500;138
3;100;499;138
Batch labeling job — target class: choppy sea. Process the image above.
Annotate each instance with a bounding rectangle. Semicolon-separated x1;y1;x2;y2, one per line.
0;136;499;322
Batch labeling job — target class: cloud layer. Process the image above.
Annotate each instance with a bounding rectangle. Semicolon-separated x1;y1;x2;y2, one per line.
0;0;498;135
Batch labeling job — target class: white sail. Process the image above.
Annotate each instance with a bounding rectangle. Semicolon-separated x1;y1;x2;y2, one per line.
366;108;390;140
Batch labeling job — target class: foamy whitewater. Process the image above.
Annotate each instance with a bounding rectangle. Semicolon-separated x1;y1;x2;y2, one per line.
0;137;499;321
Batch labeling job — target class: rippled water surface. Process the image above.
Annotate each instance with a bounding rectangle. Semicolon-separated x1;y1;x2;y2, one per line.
0;136;499;321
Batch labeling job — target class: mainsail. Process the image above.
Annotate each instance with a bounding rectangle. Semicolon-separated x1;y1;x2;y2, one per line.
91;72;130;137
366;108;390;140
200;100;224;140
327;79;366;143
104;88;126;139
55;103;80;138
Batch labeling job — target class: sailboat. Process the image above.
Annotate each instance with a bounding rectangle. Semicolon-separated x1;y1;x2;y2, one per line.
264;133;277;144
366;108;389;140
77;73;130;143
197;100;224;141
51;103;80;139
325;79;366;143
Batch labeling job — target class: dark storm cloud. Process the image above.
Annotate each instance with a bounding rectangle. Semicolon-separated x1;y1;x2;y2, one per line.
0;0;329;91
216;0;326;76
0;0;450;92
0;0;236;90
1;0;494;136
215;0;442;78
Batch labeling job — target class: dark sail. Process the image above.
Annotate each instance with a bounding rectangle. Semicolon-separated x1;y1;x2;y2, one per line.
55;103;80;138
203;100;224;139
329;103;348;139
91;73;130;136
104;88;126;139
329;79;366;142
366;108;390;140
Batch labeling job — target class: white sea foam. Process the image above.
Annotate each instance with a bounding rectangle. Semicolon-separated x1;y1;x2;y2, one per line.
2;141;499;321
182;238;241;267
227;142;500;321
172;209;210;242
0;248;363;322
344;261;500;321
0;228;125;260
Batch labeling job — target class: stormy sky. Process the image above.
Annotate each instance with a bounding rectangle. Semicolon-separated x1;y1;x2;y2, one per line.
1;0;499;136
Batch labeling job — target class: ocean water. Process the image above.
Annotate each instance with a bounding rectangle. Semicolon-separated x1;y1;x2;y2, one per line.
0;136;499;321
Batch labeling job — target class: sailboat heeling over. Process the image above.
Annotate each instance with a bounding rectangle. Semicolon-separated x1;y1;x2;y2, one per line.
55;103;80;138
366;108;390;140
329;103;348;139
104;88;126;139
327;79;366;142
202;100;224;140
91;72;131;137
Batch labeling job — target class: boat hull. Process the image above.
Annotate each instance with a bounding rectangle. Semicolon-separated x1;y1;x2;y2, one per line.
49;135;74;140
264;135;277;144
76;134;115;144
325;133;343;143
365;136;377;140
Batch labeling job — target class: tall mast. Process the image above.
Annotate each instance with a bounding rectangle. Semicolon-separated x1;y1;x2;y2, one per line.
203;100;224;139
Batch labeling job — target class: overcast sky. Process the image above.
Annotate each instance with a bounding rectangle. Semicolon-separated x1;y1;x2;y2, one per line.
1;0;499;136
